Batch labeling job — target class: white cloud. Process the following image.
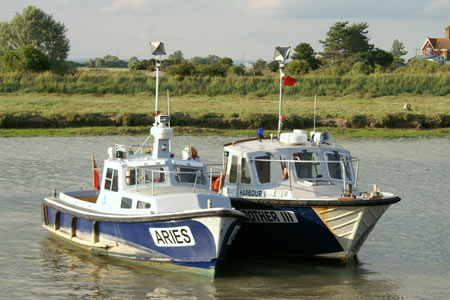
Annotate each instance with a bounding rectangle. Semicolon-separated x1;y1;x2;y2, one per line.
423;0;450;14
237;0;295;14
101;0;153;14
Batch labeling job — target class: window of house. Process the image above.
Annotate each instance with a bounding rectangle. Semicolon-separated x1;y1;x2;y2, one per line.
293;151;323;179
240;158;251;184
254;154;288;184
104;168;119;192
326;152;353;181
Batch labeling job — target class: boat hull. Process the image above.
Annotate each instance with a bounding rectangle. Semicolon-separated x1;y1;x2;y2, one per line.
229;196;400;262
41;198;243;277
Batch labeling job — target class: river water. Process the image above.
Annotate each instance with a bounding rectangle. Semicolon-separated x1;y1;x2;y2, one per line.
0;135;449;300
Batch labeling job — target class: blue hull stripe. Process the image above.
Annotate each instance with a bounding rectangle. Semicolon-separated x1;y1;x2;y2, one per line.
44;206;238;271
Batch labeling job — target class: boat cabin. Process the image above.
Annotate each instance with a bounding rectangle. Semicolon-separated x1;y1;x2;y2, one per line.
221;130;358;200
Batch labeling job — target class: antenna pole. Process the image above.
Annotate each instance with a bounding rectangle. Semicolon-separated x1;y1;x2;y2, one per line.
155;56;161;116
167;89;170;126
277;62;284;138
314;94;317;132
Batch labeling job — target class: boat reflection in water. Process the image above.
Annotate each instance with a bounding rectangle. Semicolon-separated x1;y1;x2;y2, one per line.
40;235;402;300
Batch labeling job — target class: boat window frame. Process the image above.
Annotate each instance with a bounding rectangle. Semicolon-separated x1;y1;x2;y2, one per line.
174;165;206;185
137;201;151;209
240;157;252;185
120;197;133;209
292;150;324;181
324;151;354;182
104;168;119;192
125;167;166;186
228;155;238;184
252;152;289;185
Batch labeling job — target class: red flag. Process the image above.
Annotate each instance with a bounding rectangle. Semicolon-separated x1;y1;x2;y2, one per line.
283;76;297;86
92;154;100;190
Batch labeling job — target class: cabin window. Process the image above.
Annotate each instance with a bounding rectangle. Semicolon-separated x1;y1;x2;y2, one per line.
427;47;432;55
104;168;119;192
326;152;353;181
126;167;165;185
137;201;151;209
240;158;251;184
254;154;288;184
229;155;238;184
121;197;132;209
175;166;205;184
293;151;323;179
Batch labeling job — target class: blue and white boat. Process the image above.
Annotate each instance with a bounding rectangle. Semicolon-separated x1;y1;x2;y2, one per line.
219;131;400;262
41;42;245;276
216;45;401;263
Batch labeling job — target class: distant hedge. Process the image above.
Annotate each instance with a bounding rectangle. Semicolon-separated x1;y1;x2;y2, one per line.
1;111;449;129
2;71;450;97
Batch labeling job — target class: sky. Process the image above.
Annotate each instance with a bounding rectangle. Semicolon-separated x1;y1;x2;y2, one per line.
1;0;450;62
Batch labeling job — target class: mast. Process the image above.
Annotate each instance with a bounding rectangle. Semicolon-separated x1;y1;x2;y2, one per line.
273;46;291;138
149;42;172;159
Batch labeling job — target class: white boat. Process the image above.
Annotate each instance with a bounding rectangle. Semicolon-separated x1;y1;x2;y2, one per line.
41;42;245;276
214;45;400;263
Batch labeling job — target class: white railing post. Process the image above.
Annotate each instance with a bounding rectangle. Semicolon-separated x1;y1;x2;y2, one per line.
151;169;154;196
193;170;199;192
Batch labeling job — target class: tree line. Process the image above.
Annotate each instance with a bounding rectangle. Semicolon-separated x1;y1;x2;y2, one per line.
0;5;433;77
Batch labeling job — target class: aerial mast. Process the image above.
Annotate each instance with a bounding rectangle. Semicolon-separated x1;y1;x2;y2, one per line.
273;46;291;138
150;42;166;116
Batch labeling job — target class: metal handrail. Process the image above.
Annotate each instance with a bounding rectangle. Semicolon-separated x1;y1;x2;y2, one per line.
247;157;359;192
127;166;225;195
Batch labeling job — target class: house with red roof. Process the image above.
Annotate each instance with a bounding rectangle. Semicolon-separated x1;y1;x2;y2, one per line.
419;26;450;65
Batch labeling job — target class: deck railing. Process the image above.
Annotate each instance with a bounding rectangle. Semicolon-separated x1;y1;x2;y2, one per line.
247;157;360;193
128;166;225;196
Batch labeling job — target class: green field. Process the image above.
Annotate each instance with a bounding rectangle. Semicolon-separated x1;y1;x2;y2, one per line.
1;69;450;136
1;92;449;127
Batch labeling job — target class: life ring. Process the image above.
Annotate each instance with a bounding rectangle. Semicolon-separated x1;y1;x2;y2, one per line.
212;174;224;192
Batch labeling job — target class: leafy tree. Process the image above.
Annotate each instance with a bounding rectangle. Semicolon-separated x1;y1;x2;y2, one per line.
0;45;50;72
267;60;279;72
165;61;196;76
320;21;373;62
85;59;95;68
219;57;233;68
95;58;105;68
132;59;155;71
359;48;393;68
191;54;221;65
0;6;70;70
254;58;266;70
197;64;226;76
227;65;244;76
128;56;139;69
286;59;310;75
391;39;408;66
168;50;184;61
292;43;320;70
348;61;373;75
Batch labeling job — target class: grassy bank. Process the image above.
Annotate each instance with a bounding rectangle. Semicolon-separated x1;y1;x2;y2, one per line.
1;93;450;130
1;126;449;137
2;71;450;97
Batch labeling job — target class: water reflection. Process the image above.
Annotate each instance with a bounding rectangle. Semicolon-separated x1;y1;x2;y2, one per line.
40;236;402;300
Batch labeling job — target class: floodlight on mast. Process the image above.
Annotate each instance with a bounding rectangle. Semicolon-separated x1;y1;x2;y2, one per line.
273;46;291;138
